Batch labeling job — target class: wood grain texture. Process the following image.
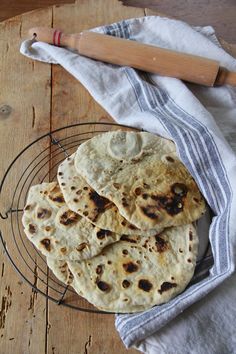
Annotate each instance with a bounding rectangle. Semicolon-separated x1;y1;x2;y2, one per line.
122;0;236;44
0;1;236;354
0;7;52;354
1;0;236;44
0;1;142;353
0;0;74;22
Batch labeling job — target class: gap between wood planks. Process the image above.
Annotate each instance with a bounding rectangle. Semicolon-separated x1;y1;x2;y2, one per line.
45;6;54;354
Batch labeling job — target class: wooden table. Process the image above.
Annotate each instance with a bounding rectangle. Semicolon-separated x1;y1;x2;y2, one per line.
0;1;235;353
1;0;236;44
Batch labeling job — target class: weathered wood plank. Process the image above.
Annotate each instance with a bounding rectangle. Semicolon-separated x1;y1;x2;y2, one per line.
2;0;236;45
47;0;143;353
122;0;236;44
0;7;52;354
0;0;74;22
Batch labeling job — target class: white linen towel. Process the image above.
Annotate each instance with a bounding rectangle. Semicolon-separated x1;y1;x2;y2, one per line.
20;16;236;354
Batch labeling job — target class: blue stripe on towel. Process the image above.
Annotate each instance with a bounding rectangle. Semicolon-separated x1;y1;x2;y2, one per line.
104;21;130;38
103;20;233;344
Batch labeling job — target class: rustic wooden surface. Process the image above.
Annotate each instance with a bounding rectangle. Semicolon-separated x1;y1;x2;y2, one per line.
0;1;142;353
0;1;236;354
0;6;52;354
122;0;236;45
1;0;236;44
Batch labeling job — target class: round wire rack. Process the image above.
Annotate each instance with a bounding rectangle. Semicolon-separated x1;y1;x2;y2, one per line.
0;122;138;314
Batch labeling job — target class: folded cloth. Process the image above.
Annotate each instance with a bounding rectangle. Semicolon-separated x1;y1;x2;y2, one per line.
20;16;236;353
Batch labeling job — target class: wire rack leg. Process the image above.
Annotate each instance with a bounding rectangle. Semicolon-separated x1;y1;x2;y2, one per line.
57;285;69;305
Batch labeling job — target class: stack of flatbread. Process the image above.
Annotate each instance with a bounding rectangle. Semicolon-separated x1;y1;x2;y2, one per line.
22;131;206;313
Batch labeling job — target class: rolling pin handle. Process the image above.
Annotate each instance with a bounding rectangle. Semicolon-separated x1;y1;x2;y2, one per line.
28;27;79;49
28;27;63;46
52;30;62;46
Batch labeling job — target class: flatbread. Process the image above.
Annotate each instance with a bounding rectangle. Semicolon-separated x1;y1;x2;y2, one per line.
46;258;74;286
46;257;84;297
67;223;198;313
22;182;121;261
58;153;155;235
74;131;206;231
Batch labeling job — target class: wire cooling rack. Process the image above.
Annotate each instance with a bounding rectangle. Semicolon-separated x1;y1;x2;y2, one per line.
0;122;137;314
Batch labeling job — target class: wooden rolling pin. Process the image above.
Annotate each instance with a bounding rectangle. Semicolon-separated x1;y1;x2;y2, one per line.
28;27;236;87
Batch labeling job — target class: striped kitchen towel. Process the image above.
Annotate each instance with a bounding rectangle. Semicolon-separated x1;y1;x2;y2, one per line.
20;16;236;353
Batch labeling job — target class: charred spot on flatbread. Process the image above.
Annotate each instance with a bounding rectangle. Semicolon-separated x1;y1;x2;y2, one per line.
122;280;130;288
120;235;137;244
28;223;37;234
123;262;138;273
128;223;138;230
37;207;52;219
121;197;129;208
150;196;181;215
40;238;51;252
85;190;112;221
48;184;65;205
96;265;103;275
59;209;80;226
96;280;111;292
134;187;142;196
189;230;193;241
60;247;67;254
76;243;88;252
140;206;159;220
96;229;113;240
138;279;153;292
165;156;175;163
144;183;187;218
67;270;74;284
89;191;111;210
171;183;188;197
155;235;169;253
158;282;177;295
